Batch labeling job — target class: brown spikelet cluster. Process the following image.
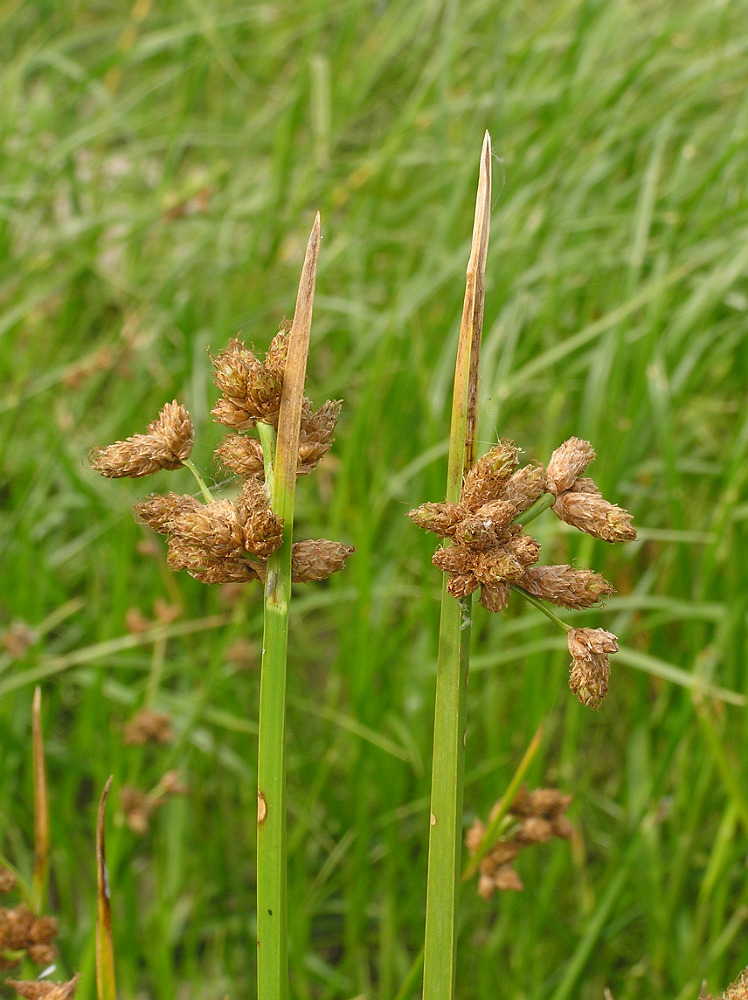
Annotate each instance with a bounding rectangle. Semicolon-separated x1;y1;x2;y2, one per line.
91;329;353;587
408;437;635;707
465;787;573;898
121;770;188;835
210;334;341;477
0;903;58;970
0;867;17;895
123;708;173;745
703;967;748;1000
546;438;636;542
89;400;194;478
5;976;79;1000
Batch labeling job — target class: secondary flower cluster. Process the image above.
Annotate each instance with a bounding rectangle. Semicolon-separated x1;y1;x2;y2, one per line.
0;870;58;972
408;438;635;708
90;332;353;586
465;787;573;898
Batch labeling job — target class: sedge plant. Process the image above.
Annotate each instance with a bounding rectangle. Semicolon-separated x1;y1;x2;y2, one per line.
408;132;637;999
88;213;353;1000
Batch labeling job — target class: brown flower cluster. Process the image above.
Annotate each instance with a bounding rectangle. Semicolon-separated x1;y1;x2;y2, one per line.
90;331;353;586
89;400;194;478
0;904;58;971
567;627;618;710
408;437;635;707
5;976;79;1000
545;438;636;543
211;334;341;477
703;967;748;1000
121;770;188;835
123;708;173;745
465;786;573;898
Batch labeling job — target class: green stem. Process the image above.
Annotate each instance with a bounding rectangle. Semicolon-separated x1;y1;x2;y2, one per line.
512;586;572;632
257;422;276;484
422;133;491;1000
181;457;213;503
256;214;320;1000
516;492;555;526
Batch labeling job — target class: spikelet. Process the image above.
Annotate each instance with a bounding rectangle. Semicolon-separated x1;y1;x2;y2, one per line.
90;401;194;478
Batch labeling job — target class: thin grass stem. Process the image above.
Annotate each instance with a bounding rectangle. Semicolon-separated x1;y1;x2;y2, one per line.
181;457;214;503
512;587;572;632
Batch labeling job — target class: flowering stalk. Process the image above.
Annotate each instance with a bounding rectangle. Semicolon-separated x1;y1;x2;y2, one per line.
256;213;320;1000
409;134;636;997
421;131;492;1000
89;212;353;1000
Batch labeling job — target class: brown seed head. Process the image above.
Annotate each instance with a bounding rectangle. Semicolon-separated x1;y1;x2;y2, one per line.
210;395;258;431
446;573;480;599
552;491;637;542
123;708;173;746
454;514;500;550
236;478;284;559
517;565;614;609
545;437;596;495
210;336;285;426
210;339;260;399
6;976;79;1000
567;627;618;710
461;441;520;510
264;329;289;382
214;433;266;476
166;538;258;584
121;786;153;835
170;499;245;557
516;816;554;845
472;499;516;532
291;539;355;582
133;493;202;535
500;463;547;515
479;582;511;612
408;502;467;538
298;399;342;474
472;549;525;586
0;866;17;894
90;401;194;478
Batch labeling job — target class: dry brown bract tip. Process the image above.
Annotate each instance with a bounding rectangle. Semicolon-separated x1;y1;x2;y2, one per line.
6;976;79;1000
90;401;194;478
567;627;618;710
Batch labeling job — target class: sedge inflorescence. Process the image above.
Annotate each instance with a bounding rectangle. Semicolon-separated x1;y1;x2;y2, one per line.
408;437;635;709
465;787;573;898
90;331;353;587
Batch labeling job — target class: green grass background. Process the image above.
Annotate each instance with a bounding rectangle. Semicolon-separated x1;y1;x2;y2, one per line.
1;0;747;997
